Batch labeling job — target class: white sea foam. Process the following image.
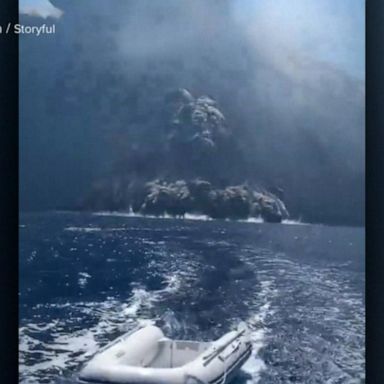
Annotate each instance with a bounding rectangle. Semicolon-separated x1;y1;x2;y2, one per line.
64;226;102;232
19;267;186;383
78;272;92;288
240;249;364;382
281;219;307;225
93;210;179;220
183;213;212;221
93;210;226;222
122;287;158;316
234;276;278;383
92;210;306;225
162;274;182;294
20;300;136;383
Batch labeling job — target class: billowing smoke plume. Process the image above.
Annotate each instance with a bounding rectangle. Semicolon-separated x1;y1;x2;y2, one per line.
19;0;364;225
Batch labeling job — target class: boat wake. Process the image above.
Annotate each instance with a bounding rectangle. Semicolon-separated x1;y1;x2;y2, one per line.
20;213;364;384
19;269;271;384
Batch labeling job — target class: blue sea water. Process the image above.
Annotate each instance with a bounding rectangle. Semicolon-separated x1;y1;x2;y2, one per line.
19;212;365;384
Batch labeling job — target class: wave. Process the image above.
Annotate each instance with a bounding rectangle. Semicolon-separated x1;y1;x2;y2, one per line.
64;226;133;233
237;250;365;383
281;219;307;225
64;226;102;233
19;265;188;383
92;210;306;226
92;210;211;221
235;278;278;383
78;272;92;288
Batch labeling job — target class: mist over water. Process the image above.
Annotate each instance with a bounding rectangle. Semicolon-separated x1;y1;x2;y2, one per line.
20;0;364;225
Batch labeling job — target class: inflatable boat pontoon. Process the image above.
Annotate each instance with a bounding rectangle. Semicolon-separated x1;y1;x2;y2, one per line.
78;323;252;384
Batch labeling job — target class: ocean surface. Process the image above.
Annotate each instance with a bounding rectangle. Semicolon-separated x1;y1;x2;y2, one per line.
19;212;365;384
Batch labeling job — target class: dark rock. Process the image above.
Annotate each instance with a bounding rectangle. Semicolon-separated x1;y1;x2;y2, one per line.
211;186;251;219
256;192;289;223
82;176;289;223
139;180;193;216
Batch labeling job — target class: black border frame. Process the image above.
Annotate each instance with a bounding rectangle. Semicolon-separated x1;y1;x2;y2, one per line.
0;0;19;382
366;0;384;382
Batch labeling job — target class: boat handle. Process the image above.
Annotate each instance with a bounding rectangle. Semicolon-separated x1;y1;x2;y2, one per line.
203;329;246;365
218;342;241;362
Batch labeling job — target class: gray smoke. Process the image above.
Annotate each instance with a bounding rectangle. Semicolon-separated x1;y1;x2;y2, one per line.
19;0;364;225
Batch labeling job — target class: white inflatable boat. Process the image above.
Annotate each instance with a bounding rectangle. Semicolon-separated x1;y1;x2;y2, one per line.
78;323;252;384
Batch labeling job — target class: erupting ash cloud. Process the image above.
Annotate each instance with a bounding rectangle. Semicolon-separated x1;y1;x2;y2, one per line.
19;0;364;225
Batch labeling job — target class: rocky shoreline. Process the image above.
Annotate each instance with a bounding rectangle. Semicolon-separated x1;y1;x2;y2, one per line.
82;179;289;223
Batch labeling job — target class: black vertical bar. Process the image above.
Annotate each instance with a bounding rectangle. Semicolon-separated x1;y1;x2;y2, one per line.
0;0;19;382
366;0;384;382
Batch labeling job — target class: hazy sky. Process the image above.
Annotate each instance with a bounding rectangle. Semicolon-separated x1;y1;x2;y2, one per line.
231;0;365;79
19;0;365;224
19;0;364;79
